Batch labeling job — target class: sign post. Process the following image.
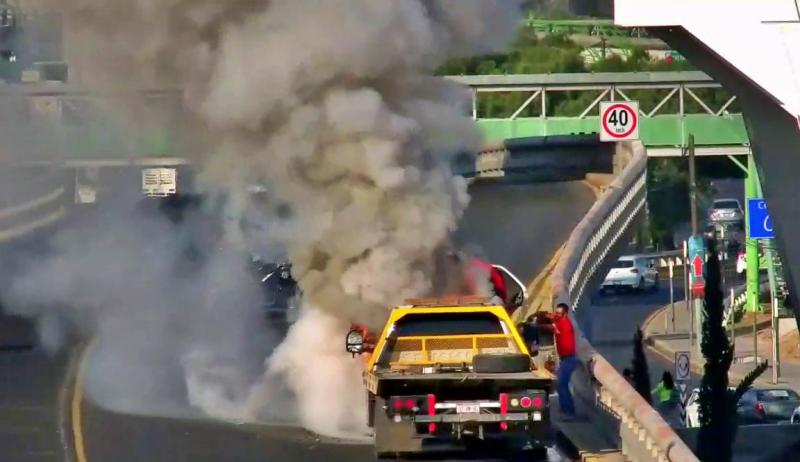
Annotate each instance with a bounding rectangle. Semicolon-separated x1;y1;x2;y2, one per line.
599;101;640;142
669;260;675;333
675;351;691;426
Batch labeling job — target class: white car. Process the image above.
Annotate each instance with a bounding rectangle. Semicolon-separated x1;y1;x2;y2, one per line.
600;255;659;293
687;386;745;427
708;198;744;224
685;388;701;428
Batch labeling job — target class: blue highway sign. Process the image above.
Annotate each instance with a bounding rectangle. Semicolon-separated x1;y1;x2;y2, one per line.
748;198;774;239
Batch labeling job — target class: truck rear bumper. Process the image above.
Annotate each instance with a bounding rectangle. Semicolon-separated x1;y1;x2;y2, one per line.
415;413;538;423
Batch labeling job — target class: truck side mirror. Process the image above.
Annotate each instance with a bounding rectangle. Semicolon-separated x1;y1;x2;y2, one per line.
345;329;365;356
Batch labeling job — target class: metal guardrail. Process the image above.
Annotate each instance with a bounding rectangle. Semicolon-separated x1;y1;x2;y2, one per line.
0;168;65;242
550;141;699;462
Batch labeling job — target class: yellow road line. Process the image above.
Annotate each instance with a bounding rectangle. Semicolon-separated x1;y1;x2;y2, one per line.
71;343;92;462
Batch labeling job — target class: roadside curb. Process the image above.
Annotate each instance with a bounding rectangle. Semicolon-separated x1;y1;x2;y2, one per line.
641;305;779;387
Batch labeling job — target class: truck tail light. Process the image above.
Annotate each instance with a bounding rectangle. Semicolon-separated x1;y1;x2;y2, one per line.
509;392;546;410
427;394;437;433
499;393;509;431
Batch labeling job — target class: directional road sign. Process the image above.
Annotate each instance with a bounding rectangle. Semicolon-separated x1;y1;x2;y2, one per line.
599;101;640;142
675;351;691;382
747;198;775;239
687;235;705;296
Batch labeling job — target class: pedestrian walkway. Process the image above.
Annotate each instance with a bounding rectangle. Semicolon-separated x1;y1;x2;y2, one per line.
643;301;800;391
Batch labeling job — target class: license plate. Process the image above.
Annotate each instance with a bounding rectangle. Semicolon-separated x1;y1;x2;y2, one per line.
456;403;480;414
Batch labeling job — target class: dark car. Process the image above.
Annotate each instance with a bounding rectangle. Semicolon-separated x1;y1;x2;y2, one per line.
250;257;300;323
737;388;800;424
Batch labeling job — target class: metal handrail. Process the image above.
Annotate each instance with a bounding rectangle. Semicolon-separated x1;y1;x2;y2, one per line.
0;169;65;242
551;141;699;462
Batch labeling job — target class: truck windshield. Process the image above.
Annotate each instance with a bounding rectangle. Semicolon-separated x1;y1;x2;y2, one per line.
376;311;519;368
392;312;504;336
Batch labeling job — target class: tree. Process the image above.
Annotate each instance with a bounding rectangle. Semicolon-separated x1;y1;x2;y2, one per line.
696;239;767;462
631;328;652;404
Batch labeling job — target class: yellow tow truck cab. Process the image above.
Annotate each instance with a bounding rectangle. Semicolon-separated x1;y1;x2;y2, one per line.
345;296;554;458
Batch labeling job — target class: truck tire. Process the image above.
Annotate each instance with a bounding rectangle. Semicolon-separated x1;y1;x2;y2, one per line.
472;353;531;373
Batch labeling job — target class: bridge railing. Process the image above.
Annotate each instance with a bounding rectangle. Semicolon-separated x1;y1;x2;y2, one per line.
551;141;699;462
0;167;66;242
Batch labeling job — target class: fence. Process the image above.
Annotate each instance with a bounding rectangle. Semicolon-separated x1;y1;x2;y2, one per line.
551;141;699;462
0;167;65;242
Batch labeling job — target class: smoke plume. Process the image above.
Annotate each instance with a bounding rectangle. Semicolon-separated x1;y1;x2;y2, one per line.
6;0;521;436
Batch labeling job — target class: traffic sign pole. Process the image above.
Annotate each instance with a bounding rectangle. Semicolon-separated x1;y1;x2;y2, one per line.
675;351;691;427
669;260;675;333
753;170;781;383
745;156;760;314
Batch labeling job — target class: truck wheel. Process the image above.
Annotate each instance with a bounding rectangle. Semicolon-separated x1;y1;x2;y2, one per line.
472;353;531;373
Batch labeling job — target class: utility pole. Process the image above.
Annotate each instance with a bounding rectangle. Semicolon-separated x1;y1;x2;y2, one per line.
687;134;703;349
688;135;699;236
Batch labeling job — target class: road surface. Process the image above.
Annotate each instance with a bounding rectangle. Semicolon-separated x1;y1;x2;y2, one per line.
77;180;594;461
0;180;595;462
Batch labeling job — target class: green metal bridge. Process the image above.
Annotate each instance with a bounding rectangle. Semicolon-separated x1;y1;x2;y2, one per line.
1;71;750;165
522;15;667;50
454;71;750;156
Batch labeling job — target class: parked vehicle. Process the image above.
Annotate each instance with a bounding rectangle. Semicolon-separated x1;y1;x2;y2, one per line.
684;388;701;428
685;387;736;428
251;256;300;323
600;255;659;293
708;198;744;224
791;404;800;424
737;387;800;424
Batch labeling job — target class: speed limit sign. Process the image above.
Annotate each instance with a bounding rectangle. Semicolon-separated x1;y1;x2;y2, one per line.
600;101;640;142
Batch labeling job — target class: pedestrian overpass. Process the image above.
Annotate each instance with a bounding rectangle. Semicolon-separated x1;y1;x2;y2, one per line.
454;71;750;157
0;70;751;168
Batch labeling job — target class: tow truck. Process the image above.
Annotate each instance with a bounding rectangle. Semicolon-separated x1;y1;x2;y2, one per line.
345;295;554;460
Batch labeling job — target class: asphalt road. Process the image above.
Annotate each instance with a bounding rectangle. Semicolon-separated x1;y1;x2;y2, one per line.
73;180;595;462
590;259;739;390
589;284;694;389
0;180;594;462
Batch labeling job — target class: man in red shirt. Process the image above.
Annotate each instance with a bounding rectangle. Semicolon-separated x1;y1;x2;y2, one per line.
538;302;577;417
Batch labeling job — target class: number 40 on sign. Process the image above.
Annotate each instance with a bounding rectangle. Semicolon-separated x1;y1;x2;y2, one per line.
599;101;640;142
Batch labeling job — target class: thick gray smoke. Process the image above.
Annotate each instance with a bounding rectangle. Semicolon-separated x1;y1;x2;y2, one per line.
8;0;521;436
